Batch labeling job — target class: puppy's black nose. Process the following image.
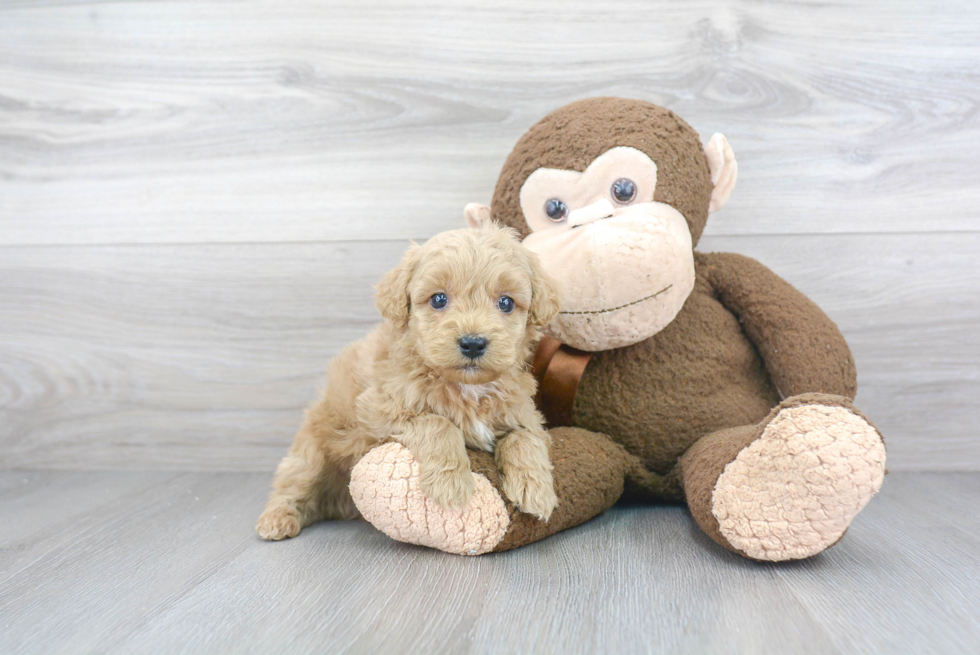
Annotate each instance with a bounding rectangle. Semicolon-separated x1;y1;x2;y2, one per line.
458;335;488;360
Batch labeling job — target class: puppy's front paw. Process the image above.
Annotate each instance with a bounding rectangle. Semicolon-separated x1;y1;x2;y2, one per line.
420;462;476;512
502;467;558;522
256;505;302;540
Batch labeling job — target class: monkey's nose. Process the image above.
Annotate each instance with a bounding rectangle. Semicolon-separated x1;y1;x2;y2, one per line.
458;335;488;360
568;198;616;228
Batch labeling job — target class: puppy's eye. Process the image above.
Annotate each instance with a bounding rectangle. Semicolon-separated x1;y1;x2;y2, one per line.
611;178;637;204
544;198;568;222
497;296;515;314
429;293;448;310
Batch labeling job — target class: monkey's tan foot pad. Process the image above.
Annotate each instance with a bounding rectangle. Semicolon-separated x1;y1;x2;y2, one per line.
712;403;886;561
349;443;510;556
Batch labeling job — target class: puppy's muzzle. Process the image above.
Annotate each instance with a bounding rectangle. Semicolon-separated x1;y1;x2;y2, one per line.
458;335;488;360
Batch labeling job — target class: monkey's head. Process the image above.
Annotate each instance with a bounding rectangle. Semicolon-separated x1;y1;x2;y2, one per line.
465;97;737;352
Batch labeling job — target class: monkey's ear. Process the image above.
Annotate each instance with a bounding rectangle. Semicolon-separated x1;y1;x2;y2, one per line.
464;203;492;228
375;243;421;329
526;251;562;326
704;133;738;213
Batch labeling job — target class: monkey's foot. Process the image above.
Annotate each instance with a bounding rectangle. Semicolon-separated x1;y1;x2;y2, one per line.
712;401;886;561
349;443;510;556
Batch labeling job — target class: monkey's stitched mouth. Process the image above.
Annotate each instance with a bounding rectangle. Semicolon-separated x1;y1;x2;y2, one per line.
570;214;615;229
558;284;672;316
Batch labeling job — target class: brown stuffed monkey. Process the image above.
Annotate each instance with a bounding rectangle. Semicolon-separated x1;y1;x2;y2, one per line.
348;97;886;561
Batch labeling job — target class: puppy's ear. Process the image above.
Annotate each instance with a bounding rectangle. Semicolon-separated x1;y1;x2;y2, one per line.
526;250;561;326
376;244;421;328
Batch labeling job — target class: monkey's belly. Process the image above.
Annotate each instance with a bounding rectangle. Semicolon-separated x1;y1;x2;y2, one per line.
571;289;780;474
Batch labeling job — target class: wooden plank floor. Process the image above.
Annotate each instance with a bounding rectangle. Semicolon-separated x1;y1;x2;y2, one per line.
1;472;977;654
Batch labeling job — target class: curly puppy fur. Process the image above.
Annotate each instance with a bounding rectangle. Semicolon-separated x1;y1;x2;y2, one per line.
256;222;562;540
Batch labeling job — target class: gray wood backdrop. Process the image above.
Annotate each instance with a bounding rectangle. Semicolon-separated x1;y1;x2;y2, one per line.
1;0;978;472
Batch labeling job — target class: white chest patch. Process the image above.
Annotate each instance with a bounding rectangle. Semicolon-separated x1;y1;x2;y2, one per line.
458;382;501;451
458;382;499;403
466;419;497;452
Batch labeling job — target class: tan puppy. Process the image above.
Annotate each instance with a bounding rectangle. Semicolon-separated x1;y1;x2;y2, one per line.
256;222;562;541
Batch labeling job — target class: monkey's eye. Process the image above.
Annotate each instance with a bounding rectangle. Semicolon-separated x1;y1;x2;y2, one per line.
544;198;568;222
429;293;448;310
497;296;515;314
611;178;637;204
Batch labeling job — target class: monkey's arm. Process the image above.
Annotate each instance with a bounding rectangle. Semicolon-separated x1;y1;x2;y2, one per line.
697;251;857;400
